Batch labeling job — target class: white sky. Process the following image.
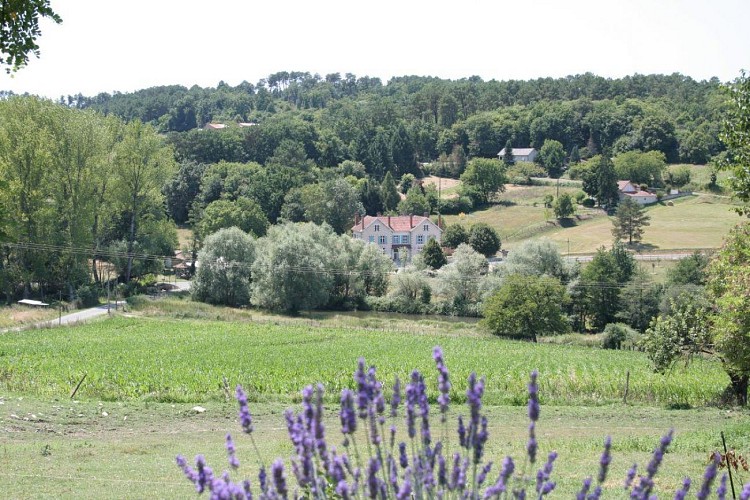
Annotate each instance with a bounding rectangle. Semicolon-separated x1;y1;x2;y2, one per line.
2;0;748;99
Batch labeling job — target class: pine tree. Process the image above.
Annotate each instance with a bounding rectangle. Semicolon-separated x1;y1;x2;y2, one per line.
381;171;400;212
570;145;581;164
502;139;515;166
596;153;619;209
612;198;651;244
421;237;447;269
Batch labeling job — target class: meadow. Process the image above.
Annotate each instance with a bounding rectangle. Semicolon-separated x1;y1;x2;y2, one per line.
1;310;748;498
0;315;728;406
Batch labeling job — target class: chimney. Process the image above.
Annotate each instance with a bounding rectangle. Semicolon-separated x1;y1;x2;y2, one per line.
409;214;413;227
355;213;360;226
387;215;391;228
361;216;365;230
423;211;428;218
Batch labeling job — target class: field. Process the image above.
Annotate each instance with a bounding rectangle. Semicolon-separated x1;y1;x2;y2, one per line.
1;312;749;498
0;315;728;406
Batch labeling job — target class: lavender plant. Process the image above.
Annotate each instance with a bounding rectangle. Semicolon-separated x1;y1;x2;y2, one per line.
177;347;749;499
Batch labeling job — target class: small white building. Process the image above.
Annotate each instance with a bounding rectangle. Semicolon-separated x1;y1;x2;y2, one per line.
617;180;658;205
497;147;538;163
351;214;442;261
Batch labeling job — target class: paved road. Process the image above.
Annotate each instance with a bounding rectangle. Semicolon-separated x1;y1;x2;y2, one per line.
36;301;128;328
565;252;701;263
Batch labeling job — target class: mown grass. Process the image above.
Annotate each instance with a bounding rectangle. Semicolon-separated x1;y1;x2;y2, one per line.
0;315;728;407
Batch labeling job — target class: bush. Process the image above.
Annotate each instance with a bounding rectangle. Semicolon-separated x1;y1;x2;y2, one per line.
177;350;743;499
601;322;640;350
438;196;473;215
74;285;100;308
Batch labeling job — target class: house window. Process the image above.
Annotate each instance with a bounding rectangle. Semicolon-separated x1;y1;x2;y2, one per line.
374;224;380;232
369;235;374;243
392;235;399;244
379;235;387;244
423;224;429;231
401;235;409;244
417;235;424;244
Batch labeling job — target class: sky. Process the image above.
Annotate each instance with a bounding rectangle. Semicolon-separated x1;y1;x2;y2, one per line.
2;0;748;99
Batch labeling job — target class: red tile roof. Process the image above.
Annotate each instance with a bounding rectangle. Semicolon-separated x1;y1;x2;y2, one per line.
352;215;431;232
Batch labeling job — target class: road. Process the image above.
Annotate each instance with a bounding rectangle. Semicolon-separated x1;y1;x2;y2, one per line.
36;301;128;328
565;252;699;263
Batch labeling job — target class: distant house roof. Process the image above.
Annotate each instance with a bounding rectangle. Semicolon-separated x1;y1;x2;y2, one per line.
498;147;537;156
238;122;257;127
204;123;226;130
352;215;440;233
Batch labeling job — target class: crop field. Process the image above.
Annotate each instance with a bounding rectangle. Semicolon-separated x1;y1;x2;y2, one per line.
0;316;728;406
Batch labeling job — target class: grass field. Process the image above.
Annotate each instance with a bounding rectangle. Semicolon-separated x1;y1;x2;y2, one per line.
0;315;728;406
0;304;62;330
1;310;748;498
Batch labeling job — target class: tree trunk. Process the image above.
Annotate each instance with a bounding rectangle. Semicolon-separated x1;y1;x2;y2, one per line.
729;373;748;406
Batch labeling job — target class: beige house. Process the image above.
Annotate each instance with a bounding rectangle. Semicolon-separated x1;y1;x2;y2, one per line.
351;214;442;261
617;180;658;205
497;147;538;163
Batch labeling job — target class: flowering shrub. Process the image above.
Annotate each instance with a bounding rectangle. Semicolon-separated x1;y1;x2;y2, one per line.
177;347;750;499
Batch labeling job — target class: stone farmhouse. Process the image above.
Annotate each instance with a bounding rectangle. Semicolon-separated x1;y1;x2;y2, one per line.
617;180;658;205
351;214;442;261
497;147;538;163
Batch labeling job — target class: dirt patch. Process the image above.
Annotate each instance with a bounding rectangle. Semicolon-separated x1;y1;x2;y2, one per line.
422;176;461;190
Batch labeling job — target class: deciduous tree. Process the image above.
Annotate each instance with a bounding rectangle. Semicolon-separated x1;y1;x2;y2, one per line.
468;223;500;257
0;0;61;73
481;274;570;342
421;237;447;269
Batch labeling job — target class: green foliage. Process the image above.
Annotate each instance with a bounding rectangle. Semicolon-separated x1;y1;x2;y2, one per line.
538;139;566;178
421;237;447;269
197;197;269;240
666;252;708;286
399;173;416;194
706;221;750;404
441;223;469;249
436;243;487;316
380;171;400;212
0;0;61;73
553;192;575;219
666;165;691;188
191;227;255;307
601;323;640;350
502;139;515;166
612;197;651;244
481;274;570;342
507;162;545;185
298;178;363;234
641;291;712;374
576;245;635;331
719;72;750;215
616;275;663;332
459;158;507;205
613;150;667;187
163;161;205;224
499;238;574;282
398;185;430;216
468;223;501;257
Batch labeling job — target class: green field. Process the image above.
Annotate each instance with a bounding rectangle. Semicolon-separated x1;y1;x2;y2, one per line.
0;314;749;498
0;315;728;406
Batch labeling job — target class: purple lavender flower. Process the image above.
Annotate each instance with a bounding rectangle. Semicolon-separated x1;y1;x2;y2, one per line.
355;358;370;419
646;429;673;479
717;473;727;500
405;370;421;440
391;376;402;417
477;461;493;487
225;433;239;469
272;459;288;499
536;451;557;494
398;441;408;468
438;454;447;487
367;457;381;499
473;415;489;464
243;479;252;500
340;389;357;436
598;436;612;484
527;422;538;465
258;465;268;494
458;415;467;448
336;480;350;500
484;456;514;499
368;405;382;446
577;476;592;500
528;370;540;422
236;385;254;434
589;485;602;500
176;455;199;486
624;464;637;489
740;482;750;500
449;452;461;491
696;453;719;500
673;478;691;500
387;454;399;493
195;454;212;494
433;346;451;421
396;469;413;500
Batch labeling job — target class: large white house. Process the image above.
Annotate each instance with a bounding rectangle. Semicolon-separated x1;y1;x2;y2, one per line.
497;147;538;163
351;214;442;261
